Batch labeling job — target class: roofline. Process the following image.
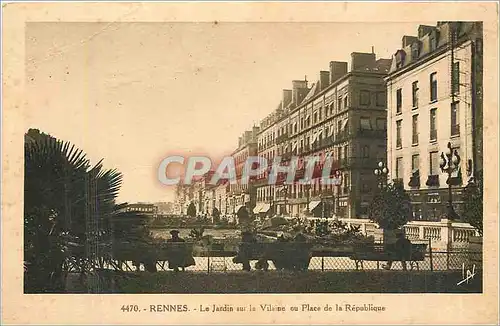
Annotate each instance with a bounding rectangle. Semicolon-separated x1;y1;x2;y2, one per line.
385;37;472;82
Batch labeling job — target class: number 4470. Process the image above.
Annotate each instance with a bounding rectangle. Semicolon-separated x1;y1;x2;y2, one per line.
121;305;140;312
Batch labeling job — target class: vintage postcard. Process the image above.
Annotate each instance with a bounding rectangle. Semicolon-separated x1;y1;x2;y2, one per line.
2;1;499;325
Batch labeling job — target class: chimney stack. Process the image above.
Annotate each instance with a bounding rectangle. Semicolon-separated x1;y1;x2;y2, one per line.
292;80;308;106
319;71;330;91
351;52;376;71
329;61;348;84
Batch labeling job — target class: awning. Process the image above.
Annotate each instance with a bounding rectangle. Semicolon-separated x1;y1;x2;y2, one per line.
310;132;318;144
260;203;271;213
308;200;321;211
253;204;263;214
342;119;349;130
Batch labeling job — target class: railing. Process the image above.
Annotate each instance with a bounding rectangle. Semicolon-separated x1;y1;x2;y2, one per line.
423;227;441;241
341;218;480;251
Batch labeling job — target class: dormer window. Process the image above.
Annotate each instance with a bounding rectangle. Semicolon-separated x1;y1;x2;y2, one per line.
429;30;439;51
395;50;407;69
411;41;421;60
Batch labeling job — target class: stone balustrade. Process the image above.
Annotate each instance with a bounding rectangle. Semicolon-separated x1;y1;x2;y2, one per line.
338;218;480;251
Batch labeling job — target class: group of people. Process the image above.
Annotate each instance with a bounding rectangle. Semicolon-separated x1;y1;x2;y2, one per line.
134;228;414;272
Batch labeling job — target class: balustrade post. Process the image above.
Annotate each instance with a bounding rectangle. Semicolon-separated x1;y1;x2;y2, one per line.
440;218;453;251
428;238;434;272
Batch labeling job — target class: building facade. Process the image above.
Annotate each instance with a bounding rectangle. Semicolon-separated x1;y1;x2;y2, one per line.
254;52;391;220
229;127;259;220
385;22;483;221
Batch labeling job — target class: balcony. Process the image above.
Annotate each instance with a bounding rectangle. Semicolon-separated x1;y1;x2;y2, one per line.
356;129;386;139
426;175;440;187
276;133;289;144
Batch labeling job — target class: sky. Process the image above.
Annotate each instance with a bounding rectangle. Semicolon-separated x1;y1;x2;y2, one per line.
25;22;435;203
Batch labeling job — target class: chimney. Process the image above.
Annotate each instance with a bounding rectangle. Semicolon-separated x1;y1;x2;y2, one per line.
282;89;293;107
418;25;435;38
329;61;348;84
292;80;308;105
319;71;330;91
351;52;376;71
402;35;418;48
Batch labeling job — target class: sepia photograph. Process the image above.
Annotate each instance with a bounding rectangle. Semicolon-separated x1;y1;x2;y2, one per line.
2;2;499;325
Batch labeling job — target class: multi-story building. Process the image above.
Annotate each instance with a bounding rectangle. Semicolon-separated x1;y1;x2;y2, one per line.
255;52;390;219
385;22;483;221
229;127;259;220
214;180;230;218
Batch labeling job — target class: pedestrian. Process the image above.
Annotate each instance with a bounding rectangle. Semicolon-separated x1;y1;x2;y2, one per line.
167;230;195;272
384;232;412;271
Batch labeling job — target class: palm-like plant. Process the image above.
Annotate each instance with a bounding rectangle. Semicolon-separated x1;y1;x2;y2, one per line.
24;129;148;293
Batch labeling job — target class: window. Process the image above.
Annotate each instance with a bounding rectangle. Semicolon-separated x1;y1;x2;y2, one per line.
376;118;387;130
343;96;348;109
362;145;370;158
337;120;342;135
428;109;437;141
429;151;440;175
430;72;438;102
412;154;420;171
412;204;422;220
338;98;342;111
396;88;402;113
360;90;370;106
324;106;328;118
319;109;322;121
360;117;372;130
452;62;460;94
412;114;419;145
430;31;438;51
412;81;419;108
396;120;402;148
451;101;460;136
343;146;348;162
396;157;404;180
376;92;385;106
313;112;317;124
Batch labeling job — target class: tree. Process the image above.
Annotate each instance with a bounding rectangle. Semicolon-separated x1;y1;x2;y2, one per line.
462;171;483;236
186;202;196;218
24;129;148;292
368;181;412;230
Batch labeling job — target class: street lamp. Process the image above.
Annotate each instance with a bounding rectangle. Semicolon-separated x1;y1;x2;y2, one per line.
439;142;461;220
374;161;389;189
280;185;288;215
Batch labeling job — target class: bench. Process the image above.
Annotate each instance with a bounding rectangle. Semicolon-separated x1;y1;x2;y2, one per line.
112;242;195;271
350;243;427;270
234;242;313;271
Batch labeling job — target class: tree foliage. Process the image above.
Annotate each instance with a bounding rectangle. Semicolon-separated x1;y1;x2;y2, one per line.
24;129;149;293
368;181;412;230
187;202;197;217
462;170;483;235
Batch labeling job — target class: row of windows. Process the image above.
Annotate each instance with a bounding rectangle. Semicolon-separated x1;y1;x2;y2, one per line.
395;102;460;148
396;63;460;113
395;146;460;180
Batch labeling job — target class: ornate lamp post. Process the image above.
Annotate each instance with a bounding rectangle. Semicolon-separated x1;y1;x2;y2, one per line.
439;142;461;220
279;185;288;215
374;161;389;189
